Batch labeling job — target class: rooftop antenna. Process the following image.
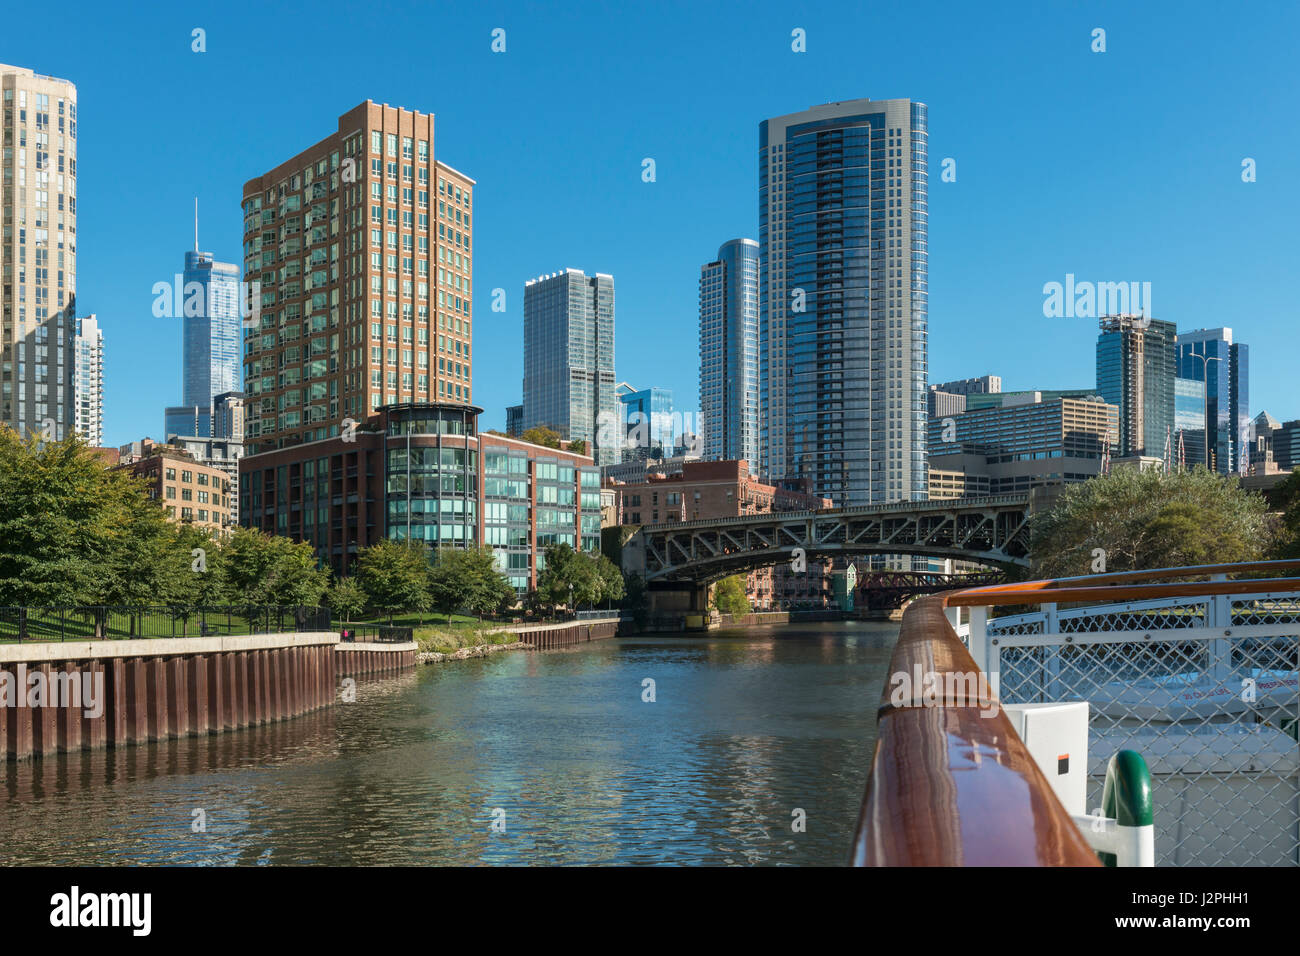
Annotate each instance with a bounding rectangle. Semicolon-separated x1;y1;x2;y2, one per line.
194;197;199;252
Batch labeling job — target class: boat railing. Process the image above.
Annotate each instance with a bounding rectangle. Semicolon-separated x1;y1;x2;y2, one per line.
855;561;1300;866
851;594;1101;866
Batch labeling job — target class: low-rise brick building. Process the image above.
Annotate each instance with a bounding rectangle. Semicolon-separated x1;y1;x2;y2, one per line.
118;439;235;534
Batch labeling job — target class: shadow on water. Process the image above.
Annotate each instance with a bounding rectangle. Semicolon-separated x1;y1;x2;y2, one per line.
0;620;898;866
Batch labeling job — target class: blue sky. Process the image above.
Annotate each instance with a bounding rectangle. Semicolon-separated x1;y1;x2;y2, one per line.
5;0;1297;447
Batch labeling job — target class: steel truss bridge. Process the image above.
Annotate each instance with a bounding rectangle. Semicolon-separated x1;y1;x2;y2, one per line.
626;494;1038;587
856;570;1009;611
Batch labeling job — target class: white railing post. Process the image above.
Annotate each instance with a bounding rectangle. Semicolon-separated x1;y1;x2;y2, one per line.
1208;573;1232;683
969;604;989;681
1043;602;1061;700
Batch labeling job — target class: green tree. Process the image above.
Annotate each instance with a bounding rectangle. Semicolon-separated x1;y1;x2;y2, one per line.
621;571;647;613
712;575;751;615
173;523;228;607
94;488;193;634
1271;470;1300;561
536;542;581;609
568;438;587;455
1029;465;1268;578
426;546;469;622
220;527;331;607
355;538;430;623
594;553;625;608
0;427;146;606
328;576;367;623
458;546;517;619
521;426;562;449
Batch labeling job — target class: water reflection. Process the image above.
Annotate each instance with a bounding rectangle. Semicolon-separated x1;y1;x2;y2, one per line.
0;621;897;866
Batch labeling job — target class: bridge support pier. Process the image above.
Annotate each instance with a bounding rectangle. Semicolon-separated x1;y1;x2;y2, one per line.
646;581;710;615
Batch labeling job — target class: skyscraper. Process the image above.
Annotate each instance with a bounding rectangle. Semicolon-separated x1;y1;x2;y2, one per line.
212;390;245;442
522;268;617;466
1175;328;1249;474
1096;315;1176;459
505;403;523;437
1174;375;1207;467
699;238;759;474
1;64;78;440
759;98;929;505
73;314;103;445
617;382;683;461
241;101;475;455
176;249;241;438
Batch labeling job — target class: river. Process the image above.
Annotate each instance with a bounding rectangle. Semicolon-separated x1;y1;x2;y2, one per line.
0;620;898;866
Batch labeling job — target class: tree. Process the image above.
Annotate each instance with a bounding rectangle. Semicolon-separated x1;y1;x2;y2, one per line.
621;572;647;613
94;486;194;634
568;439;588;455
1029;466;1268;578
1271;470;1300;561
461;546;517;619
535;544;624;612
712;575;751;615
426;546;470;622
521;426;562;449
328;577;367;623
221;527;331;607
0;427;148;606
536;542;581;609
425;546;513;621
594;554;625;607
355;538;430;623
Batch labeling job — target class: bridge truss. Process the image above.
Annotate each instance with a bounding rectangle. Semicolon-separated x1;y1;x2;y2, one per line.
634;495;1034;584
857;570;1008;611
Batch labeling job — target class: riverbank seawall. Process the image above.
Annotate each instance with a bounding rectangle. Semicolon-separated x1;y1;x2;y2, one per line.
0;633;392;761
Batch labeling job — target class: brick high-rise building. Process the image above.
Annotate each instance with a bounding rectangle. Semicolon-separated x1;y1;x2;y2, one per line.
1;63;78;440
241;101;474;456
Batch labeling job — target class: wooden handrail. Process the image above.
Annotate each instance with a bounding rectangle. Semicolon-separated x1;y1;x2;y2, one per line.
852;596;1100;866
856;562;1300;864
952;559;1300;599
944;572;1300;608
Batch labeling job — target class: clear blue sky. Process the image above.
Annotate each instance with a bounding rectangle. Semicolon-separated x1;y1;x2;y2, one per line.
6;0;1297;447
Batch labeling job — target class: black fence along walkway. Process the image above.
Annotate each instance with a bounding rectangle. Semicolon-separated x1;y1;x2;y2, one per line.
0;606;330;643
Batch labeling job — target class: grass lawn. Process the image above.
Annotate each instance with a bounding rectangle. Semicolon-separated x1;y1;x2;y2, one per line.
337;612;525;653
344;611;486;628
0;610;281;644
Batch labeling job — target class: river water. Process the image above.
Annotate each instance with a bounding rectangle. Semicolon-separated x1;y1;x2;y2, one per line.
0;621;898;866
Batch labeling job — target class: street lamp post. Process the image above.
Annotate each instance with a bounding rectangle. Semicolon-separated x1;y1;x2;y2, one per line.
1190;351;1222;471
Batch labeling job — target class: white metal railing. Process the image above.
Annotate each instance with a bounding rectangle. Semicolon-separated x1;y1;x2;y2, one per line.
964;589;1299;866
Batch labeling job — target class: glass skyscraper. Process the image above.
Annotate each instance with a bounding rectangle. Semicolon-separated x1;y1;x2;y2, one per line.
699;238;759;474
175;249;241;438
522;268;617;466
1175;328;1249;474
617;383;682;461
1096;316;1177;459
759;99;928;506
1174;376;1207;467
